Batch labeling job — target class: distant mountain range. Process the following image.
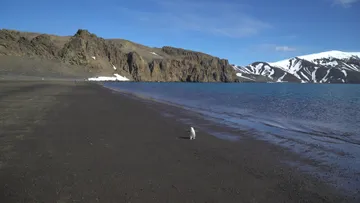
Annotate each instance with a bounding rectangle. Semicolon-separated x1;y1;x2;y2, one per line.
1;28;359;83
233;51;360;83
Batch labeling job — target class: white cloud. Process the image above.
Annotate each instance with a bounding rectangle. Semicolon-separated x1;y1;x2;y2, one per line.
275;46;296;52
117;0;271;38
254;44;297;52
333;0;359;7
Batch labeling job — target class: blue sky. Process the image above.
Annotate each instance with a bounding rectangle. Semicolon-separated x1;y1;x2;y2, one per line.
1;0;359;65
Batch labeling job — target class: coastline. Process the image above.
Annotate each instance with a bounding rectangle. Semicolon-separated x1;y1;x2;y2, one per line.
0;81;356;202
103;82;360;194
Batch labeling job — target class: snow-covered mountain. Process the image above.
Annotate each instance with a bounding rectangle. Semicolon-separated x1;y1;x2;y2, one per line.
234;51;360;83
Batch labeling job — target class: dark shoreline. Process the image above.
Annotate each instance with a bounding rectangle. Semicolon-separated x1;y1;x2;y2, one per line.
103;82;360;194
0;81;357;202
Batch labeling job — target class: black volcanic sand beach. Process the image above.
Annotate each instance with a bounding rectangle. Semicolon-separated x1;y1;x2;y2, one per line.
0;81;357;203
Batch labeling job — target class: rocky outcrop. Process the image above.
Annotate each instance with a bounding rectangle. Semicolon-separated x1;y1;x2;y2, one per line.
30;34;59;58
158;46;236;82
0;30;59;58
0;29;237;82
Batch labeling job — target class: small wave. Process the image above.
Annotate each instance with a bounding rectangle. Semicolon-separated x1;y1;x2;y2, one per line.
257;120;288;130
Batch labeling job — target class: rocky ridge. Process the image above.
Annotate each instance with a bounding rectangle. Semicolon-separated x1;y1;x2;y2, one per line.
0;29;237;82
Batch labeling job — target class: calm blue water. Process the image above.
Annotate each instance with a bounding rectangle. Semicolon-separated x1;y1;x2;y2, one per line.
105;82;360;192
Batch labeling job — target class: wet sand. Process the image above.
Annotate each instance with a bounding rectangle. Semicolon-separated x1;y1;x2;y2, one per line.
0;81;356;202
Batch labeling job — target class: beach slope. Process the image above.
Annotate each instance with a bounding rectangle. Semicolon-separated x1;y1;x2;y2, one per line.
0;81;352;202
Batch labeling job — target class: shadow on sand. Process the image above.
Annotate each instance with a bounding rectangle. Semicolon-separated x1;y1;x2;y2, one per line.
177;136;190;140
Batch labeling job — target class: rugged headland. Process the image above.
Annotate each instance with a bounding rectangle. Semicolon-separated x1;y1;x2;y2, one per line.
0;29;237;82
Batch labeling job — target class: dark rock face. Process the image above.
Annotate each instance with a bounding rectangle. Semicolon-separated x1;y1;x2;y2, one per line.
159;47;235;82
0;30;59;58
30;35;59;57
0;29;237;82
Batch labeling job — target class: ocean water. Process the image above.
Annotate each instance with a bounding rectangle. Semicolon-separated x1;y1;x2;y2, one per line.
104;82;360;192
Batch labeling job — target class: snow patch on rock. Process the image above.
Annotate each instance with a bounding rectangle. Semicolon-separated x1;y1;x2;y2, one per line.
236;73;255;81
88;74;130;81
341;70;347;77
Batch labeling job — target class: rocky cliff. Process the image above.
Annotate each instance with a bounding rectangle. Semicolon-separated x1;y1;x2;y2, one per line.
0;29;237;82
